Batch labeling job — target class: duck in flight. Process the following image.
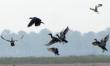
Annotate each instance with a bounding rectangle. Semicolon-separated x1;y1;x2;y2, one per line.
45;33;61;46
1;35;24;47
27;17;44;27
56;26;69;44
90;4;103;14
92;34;109;52
48;47;60;56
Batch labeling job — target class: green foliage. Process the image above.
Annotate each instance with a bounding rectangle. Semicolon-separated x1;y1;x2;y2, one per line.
0;55;110;64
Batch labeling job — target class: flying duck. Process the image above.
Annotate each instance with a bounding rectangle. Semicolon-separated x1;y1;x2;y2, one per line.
90;4;103;14
1;35;24;47
45;33;61;46
27;17;44;27
56;27;69;44
92;34;109;52
48;47;60;55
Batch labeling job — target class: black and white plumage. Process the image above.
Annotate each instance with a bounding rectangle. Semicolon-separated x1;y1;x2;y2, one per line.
92;34;109;52
56;27;69;44
45;33;61;46
27;17;44;27
90;4;103;14
48;47;59;55
1;35;24;47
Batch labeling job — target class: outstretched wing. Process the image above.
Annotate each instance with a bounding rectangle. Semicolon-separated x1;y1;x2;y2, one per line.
100;34;109;47
98;4;103;7
104;34;109;43
96;4;102;11
59;27;69;39
14;35;24;42
45;39;59;46
48;48;59;55
95;5;98;9
54;48;59;55
27;19;35;27
63;26;69;35
1;36;10;42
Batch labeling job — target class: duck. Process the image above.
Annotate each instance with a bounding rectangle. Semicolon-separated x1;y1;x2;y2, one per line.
45;33;61;46
90;4;103;14
27;17;44;27
56;27;69;44
1;35;24;47
48;47;59;55
92;34;109;52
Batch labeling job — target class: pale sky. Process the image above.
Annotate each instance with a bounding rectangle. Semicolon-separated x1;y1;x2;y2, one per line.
0;0;110;33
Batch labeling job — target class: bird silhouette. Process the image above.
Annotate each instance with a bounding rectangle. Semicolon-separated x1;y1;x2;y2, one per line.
27;17;44;27
90;4;103;14
48;47;59;55
56;27;69;44
92;34;109;52
1;35;24;47
45;33;61;46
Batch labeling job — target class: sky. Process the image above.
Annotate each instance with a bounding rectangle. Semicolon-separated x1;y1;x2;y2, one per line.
0;0;110;57
0;0;110;33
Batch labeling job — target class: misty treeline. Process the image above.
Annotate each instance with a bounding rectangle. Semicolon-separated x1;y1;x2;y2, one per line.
0;28;110;57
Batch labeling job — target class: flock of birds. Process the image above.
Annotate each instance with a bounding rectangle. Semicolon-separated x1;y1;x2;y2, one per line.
0;16;109;56
46;26;69;55
90;3;110;53
0;3;109;56
0;17;69;56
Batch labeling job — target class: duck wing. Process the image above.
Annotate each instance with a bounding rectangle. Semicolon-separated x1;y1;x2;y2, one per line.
14;35;24;42
54;48;59;55
27;19;36;27
59;27;69;39
63;27;69;35
100;35;109;47
45;38;60;46
98;4;103;7
48;48;59;55
104;34;109;43
1;36;10;42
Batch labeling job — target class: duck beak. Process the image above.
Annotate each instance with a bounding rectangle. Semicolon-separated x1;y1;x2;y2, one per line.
48;48;52;51
41;22;44;24
29;17;33;19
